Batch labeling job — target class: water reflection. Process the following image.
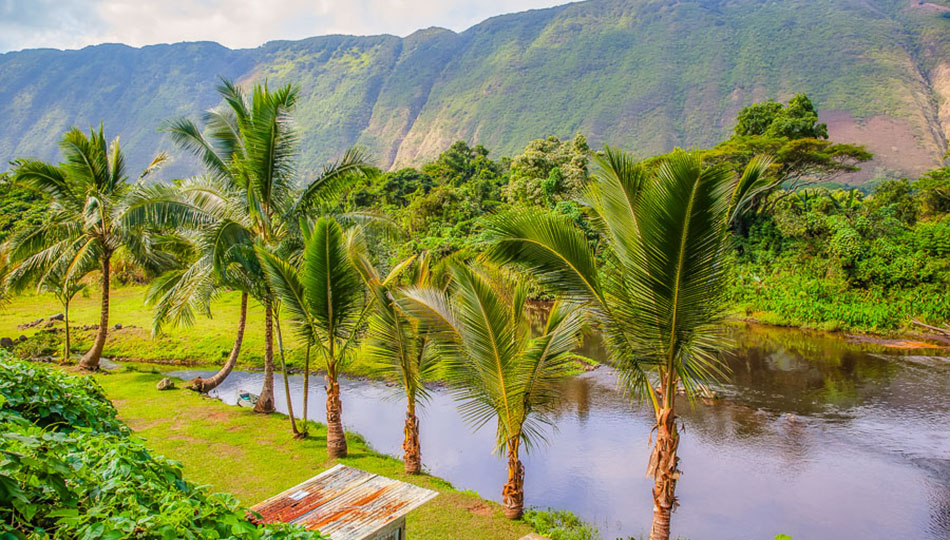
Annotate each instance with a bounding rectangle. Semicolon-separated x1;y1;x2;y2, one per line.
170;324;950;540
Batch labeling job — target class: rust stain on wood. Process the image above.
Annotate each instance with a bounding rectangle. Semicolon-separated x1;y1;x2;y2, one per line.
249;464;438;540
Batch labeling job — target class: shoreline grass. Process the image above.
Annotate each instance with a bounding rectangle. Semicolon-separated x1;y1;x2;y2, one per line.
92;366;533;540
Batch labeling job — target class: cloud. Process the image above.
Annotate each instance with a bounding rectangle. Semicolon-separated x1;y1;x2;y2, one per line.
0;0;566;53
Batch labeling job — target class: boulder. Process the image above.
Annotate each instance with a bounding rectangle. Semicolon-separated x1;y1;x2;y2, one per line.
17;335;27;343
156;377;176;391
0;337;13;348
113;323;123;330
49;313;64;322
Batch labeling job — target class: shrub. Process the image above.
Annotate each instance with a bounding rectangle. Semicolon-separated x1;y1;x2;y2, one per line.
523;508;599;540
0;354;321;540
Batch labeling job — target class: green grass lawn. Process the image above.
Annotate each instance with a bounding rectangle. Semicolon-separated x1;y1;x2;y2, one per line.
0;285;381;373
96;367;533;540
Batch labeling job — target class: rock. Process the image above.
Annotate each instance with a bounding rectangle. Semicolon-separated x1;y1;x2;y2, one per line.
113;323;123;330
156;377;176;391
44;322;54;328
0;337;13;348
17;335;27;343
49;313;64;322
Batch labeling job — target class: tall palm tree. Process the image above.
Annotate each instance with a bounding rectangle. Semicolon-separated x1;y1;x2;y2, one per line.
5;126;168;370
398;262;583;518
159;79;372;412
351;246;434;474
257;217;368;456
484;149;771;539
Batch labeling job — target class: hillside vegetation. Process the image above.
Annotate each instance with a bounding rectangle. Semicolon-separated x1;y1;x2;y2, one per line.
1;0;949;180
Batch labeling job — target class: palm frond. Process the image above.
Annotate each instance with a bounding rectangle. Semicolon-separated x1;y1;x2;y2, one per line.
484;208;603;304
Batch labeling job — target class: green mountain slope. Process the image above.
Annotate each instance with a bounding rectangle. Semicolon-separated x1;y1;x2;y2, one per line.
1;0;948;181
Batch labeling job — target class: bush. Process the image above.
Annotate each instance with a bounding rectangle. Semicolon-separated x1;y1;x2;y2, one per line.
0;354;322;540
0;357;125;435
523;508;599;540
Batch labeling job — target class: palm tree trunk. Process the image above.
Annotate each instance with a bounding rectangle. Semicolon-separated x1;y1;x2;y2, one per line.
190;292;247;393
78;254;110;371
502;436;525;519
648;406;680;540
254;301;276;413
301;341;311;437
403;399;421;474
274;313;300;437
325;370;347;459
62;302;71;364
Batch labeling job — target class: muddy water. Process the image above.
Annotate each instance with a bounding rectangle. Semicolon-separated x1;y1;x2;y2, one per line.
170;324;950;540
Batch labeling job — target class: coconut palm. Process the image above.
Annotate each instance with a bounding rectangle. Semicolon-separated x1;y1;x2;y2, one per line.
144;224;261;394
40;263;89;362
484;149;771;539
158;79;372;412
4;239;92;362
5;126;168;370
257;217;368;456
398;262;583;518
350;246;436;474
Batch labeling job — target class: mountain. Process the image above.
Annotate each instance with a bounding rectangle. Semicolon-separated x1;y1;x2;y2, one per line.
1;0;949;182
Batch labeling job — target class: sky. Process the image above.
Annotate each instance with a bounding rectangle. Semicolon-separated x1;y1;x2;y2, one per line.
0;0;568;53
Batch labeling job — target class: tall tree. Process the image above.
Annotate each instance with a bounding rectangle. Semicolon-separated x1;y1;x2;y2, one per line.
351;249;436;474
4;126;168;370
258;217;367;455
485;148;771;539
160;79;372;412
399;263;583;518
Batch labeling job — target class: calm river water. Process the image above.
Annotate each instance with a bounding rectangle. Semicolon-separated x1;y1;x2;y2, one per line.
170;324;950;540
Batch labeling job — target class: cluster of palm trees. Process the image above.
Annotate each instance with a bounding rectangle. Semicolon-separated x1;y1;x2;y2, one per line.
0;79;772;540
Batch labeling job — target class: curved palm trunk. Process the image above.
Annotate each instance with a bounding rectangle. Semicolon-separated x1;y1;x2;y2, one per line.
325;369;347;459
78;254;110;371
403;399;421;474
190;293;247;393
502;436;525;519
648;406;680;540
254;301;276;413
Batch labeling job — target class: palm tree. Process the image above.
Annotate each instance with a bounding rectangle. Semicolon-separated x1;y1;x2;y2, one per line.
144;225;258;394
484;149;771;539
5;126;168;370
4;239;92;362
159;79;372;412
398;262;583;518
41;264;88;362
351;246;435;474
258;217;368;456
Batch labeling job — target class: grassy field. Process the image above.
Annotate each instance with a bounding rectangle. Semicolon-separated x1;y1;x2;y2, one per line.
94;366;533;540
0;284;380;373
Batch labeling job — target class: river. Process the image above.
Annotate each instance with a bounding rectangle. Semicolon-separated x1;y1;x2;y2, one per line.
169;324;950;540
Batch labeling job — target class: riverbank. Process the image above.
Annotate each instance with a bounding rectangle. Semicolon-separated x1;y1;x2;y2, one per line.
1;286;946;375
92;365;533;540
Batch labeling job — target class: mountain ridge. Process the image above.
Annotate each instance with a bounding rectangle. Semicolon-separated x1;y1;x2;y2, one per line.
1;0;948;182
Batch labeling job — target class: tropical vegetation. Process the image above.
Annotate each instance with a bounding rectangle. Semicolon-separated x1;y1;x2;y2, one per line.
0;354;318;539
0;80;947;540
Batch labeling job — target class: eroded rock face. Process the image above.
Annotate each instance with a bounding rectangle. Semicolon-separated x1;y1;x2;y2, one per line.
156;377;176;391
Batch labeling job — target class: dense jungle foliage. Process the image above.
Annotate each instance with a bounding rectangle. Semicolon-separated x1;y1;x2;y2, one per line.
0;355;321;540
1;95;947;333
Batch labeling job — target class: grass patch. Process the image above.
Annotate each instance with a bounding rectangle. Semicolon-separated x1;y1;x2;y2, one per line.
94;368;533;540
0;285;380;375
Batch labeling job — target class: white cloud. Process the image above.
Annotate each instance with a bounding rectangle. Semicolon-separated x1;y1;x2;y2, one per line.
0;0;567;52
